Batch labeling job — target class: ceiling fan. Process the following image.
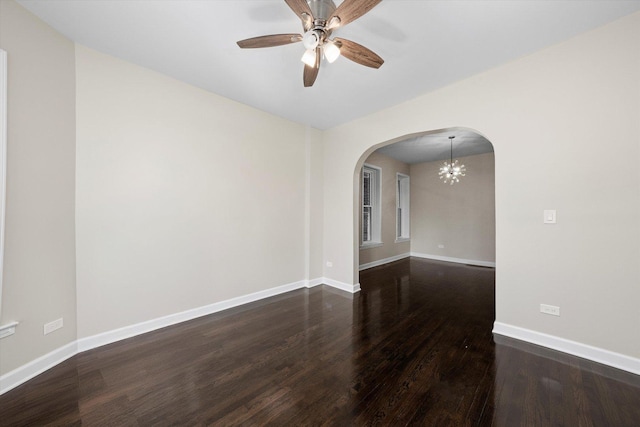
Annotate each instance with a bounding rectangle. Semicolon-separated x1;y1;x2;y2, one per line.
237;0;384;87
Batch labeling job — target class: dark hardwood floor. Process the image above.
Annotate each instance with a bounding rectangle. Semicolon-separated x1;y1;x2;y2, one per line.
1;257;639;426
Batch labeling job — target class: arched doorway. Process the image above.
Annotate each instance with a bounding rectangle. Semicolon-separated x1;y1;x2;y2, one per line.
352;127;496;287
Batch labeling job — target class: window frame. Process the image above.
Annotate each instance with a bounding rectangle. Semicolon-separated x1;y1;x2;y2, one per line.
361;164;382;248
396;172;410;242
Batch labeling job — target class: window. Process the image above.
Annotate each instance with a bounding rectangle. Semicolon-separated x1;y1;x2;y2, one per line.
396;173;410;242
361;164;381;246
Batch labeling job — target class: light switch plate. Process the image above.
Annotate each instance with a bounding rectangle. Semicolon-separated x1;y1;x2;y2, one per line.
543;210;556;224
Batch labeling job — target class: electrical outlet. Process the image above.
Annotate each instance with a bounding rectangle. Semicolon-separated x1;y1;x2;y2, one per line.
44;318;63;335
326;261;333;268
540;304;560;316
0;322;18;339
438;244;445;249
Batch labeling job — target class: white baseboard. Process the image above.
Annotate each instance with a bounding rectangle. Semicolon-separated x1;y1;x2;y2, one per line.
77;280;309;353
0;277;362;396
308;277;360;294
306;277;324;288
410;252;496;268
322;277;361;293
0;341;77;395
493;321;640;376
359;253;410;271
308;276;359;293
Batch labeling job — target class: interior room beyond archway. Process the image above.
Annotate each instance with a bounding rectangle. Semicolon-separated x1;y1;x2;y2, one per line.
355;128;496;279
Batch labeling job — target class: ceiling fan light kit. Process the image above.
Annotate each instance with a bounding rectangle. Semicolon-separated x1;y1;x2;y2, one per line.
302;30;320;50
323;39;341;63
237;0;384;87
301;48;317;67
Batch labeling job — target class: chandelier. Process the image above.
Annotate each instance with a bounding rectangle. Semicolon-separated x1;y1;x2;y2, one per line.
439;136;466;185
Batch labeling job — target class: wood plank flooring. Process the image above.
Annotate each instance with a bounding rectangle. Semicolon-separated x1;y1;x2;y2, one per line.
1;257;639;425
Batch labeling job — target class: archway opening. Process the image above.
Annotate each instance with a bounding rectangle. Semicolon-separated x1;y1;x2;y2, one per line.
352;126;496;315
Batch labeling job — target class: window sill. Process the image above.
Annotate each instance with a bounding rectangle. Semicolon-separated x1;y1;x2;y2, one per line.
360;242;383;250
395;238;410;243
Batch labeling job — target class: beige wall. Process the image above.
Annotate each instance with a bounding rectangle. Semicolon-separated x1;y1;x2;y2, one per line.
0;1;77;374
358;151;410;267
410;152;495;263
1;0;639;384
75;45;310;338
320;12;640;358
306;127;324;280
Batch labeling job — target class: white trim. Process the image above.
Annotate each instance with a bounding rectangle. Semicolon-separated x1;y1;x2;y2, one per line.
308;277;359;293
410;252;496;268
395;238;410;243
4;281;636;395
0;341;77;395
359;241;383;249
0;50;7;316
396;172;410;240
77;280;309;352
493;322;640;376
0;278;361;395
359;252;410;271
306;277;324;288
322;277;361;293
361;163;381;245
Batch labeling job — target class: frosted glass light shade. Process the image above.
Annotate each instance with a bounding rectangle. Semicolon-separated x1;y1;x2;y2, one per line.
302;31;319;50
301;49;316;67
324;41;340;63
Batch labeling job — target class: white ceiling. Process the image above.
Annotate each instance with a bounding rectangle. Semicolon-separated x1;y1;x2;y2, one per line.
17;0;640;132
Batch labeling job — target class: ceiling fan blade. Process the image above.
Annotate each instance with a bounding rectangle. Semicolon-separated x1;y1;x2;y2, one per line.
285;0;314;29
334;37;384;68
328;0;381;29
237;34;302;49
303;48;321;87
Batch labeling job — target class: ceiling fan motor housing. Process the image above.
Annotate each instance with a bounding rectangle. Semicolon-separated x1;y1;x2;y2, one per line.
303;0;338;48
309;0;337;22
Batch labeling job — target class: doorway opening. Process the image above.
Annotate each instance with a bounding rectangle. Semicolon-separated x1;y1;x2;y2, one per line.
353;127;495;310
